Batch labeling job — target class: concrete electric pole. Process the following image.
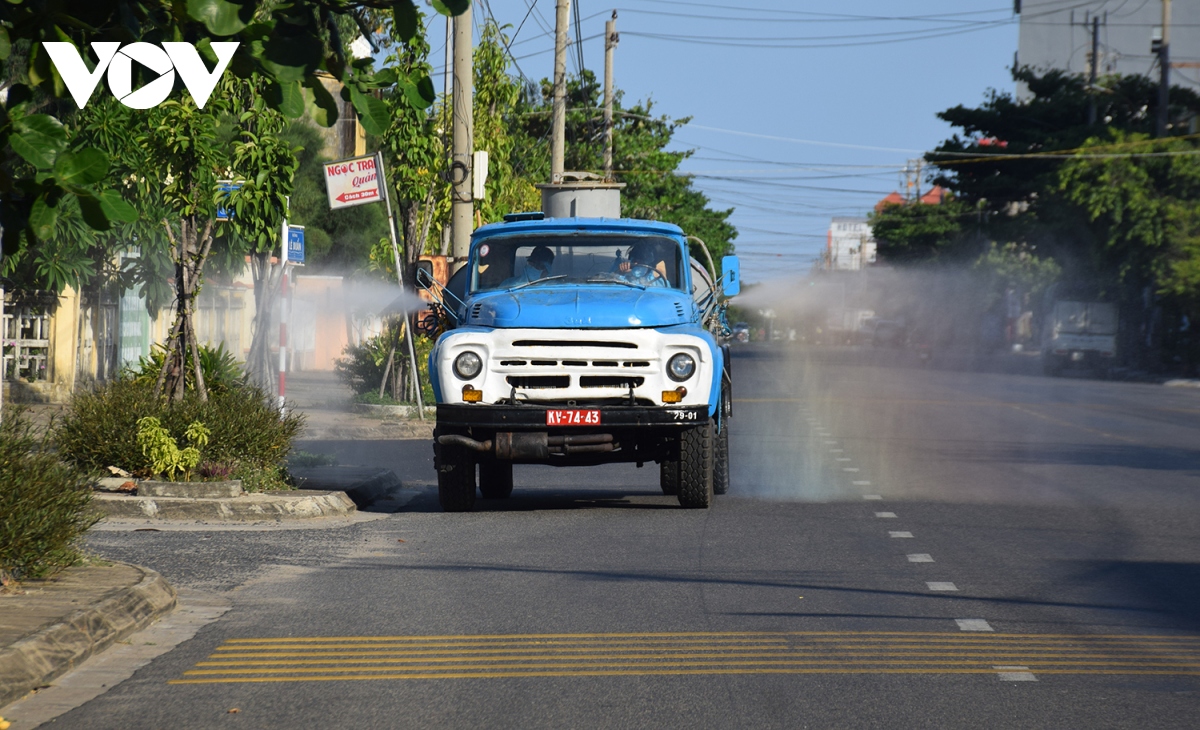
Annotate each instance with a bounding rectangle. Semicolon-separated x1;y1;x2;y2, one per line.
1157;0;1171;137
1088;16;1100;126
450;8;473;264
551;0;571;183
603;12;618;181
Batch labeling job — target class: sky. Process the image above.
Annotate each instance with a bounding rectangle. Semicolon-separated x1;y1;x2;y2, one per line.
427;1;1028;284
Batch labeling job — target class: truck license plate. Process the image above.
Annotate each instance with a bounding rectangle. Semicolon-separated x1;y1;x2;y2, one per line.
546;409;601;426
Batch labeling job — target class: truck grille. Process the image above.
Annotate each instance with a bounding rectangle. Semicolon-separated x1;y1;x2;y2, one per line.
580;376;644;388
506;375;569;389
511;339;637;349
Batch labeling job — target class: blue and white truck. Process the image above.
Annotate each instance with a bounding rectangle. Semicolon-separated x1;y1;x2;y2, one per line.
420;213;739;511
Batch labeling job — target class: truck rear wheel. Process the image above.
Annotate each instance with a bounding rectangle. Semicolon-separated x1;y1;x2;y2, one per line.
479;461;514;499
659;460;680;495
677;421;714;509
437;444;476;512
713;420;730;496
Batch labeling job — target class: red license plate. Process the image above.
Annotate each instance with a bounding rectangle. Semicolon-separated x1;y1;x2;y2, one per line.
546;409;601;426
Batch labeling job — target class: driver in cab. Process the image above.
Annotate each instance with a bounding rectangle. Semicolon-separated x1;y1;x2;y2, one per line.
617;241;669;288
502;245;555;287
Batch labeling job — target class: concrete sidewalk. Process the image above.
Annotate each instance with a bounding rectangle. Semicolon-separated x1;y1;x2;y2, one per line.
0;562;176;711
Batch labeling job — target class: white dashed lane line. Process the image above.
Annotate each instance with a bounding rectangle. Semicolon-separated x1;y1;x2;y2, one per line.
863;494;883;500
994;666;1038;682
956;619;994;632
875;512;897;519
907;554;934;563
927;582;959;592
889;531;914;538
854;481;872;486
843;468;860;472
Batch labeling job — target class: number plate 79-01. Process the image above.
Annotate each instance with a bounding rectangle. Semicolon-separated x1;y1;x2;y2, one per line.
546;409;601;426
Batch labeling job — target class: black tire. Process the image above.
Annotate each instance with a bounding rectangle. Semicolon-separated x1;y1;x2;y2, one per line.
677;421;714;509
659;460;680;495
713;420;729;496
479;461;514;499
436;443;476;512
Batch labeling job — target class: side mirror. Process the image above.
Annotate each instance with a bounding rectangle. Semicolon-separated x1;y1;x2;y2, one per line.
415;261;436;289
721;255;741;297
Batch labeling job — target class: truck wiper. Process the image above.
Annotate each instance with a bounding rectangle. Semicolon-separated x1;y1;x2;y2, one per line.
584;277;646;290
507;275;569;291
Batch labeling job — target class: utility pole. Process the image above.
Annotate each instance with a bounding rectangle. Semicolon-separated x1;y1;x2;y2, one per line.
1088;16;1100;125
444;16;452;101
603;12;617;181
551;0;571;183
902;159;923;203
450;8;473;264
440;16;454;255
1156;0;1171;137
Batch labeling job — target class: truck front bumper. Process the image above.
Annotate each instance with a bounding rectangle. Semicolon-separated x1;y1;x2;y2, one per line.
435;404;708;465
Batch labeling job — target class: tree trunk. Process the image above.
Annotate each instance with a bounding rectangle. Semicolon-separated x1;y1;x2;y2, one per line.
245;250;285;392
156;216;214;402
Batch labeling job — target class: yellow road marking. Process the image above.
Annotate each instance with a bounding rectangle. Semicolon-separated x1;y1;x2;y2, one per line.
195;650;1200;667
177;631;1200;684
183;659;1200;678
218;631;1200;643
169;667;1200;685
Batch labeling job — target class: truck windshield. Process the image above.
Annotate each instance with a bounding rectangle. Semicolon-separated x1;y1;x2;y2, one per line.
470;235;684;293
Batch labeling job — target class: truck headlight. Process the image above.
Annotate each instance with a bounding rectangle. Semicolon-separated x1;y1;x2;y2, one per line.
667;353;695;382
453;351;483;379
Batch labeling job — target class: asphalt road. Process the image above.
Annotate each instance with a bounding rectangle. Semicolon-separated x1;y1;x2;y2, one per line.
60;344;1200;729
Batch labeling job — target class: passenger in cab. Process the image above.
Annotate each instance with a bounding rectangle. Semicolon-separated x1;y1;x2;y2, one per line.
502;245;555;287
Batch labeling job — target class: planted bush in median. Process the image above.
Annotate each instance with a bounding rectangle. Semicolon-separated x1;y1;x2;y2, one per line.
0;408;99;583
56;379;305;491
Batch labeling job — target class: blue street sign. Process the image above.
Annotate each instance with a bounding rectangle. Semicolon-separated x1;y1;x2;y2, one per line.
287;225;305;264
216;180;242;221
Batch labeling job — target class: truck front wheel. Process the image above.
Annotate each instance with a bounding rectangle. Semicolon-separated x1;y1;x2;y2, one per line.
677;421;714;509
479;461;514;499
713;421;730;496
437;444;477;512
660;460;680;495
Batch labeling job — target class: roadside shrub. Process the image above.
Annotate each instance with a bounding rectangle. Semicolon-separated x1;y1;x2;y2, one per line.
126;342;244;395
335;329;435;405
56;379;304;491
0;407;99;583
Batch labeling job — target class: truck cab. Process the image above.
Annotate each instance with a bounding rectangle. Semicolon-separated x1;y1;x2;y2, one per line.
425;214;738;511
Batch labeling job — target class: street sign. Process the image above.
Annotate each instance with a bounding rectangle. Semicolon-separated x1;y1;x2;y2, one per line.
323;154;381;210
216;180;242;221
286;225;305;264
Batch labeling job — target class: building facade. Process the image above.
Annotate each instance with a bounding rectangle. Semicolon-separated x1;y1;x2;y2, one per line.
1016;0;1199;100
825;217;876;271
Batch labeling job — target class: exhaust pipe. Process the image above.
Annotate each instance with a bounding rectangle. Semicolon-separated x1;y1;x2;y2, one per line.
438;432;616;459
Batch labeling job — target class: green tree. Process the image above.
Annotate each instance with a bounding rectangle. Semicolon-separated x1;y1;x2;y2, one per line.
928;68;1200;210
223;76;301;391
379;9;442;286
1058;133;1200;361
869;198;971;263
0;0;469;271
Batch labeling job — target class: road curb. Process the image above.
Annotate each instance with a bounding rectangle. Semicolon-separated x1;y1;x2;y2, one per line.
0;563;177;709
291;467;404;509
92;490;357;522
